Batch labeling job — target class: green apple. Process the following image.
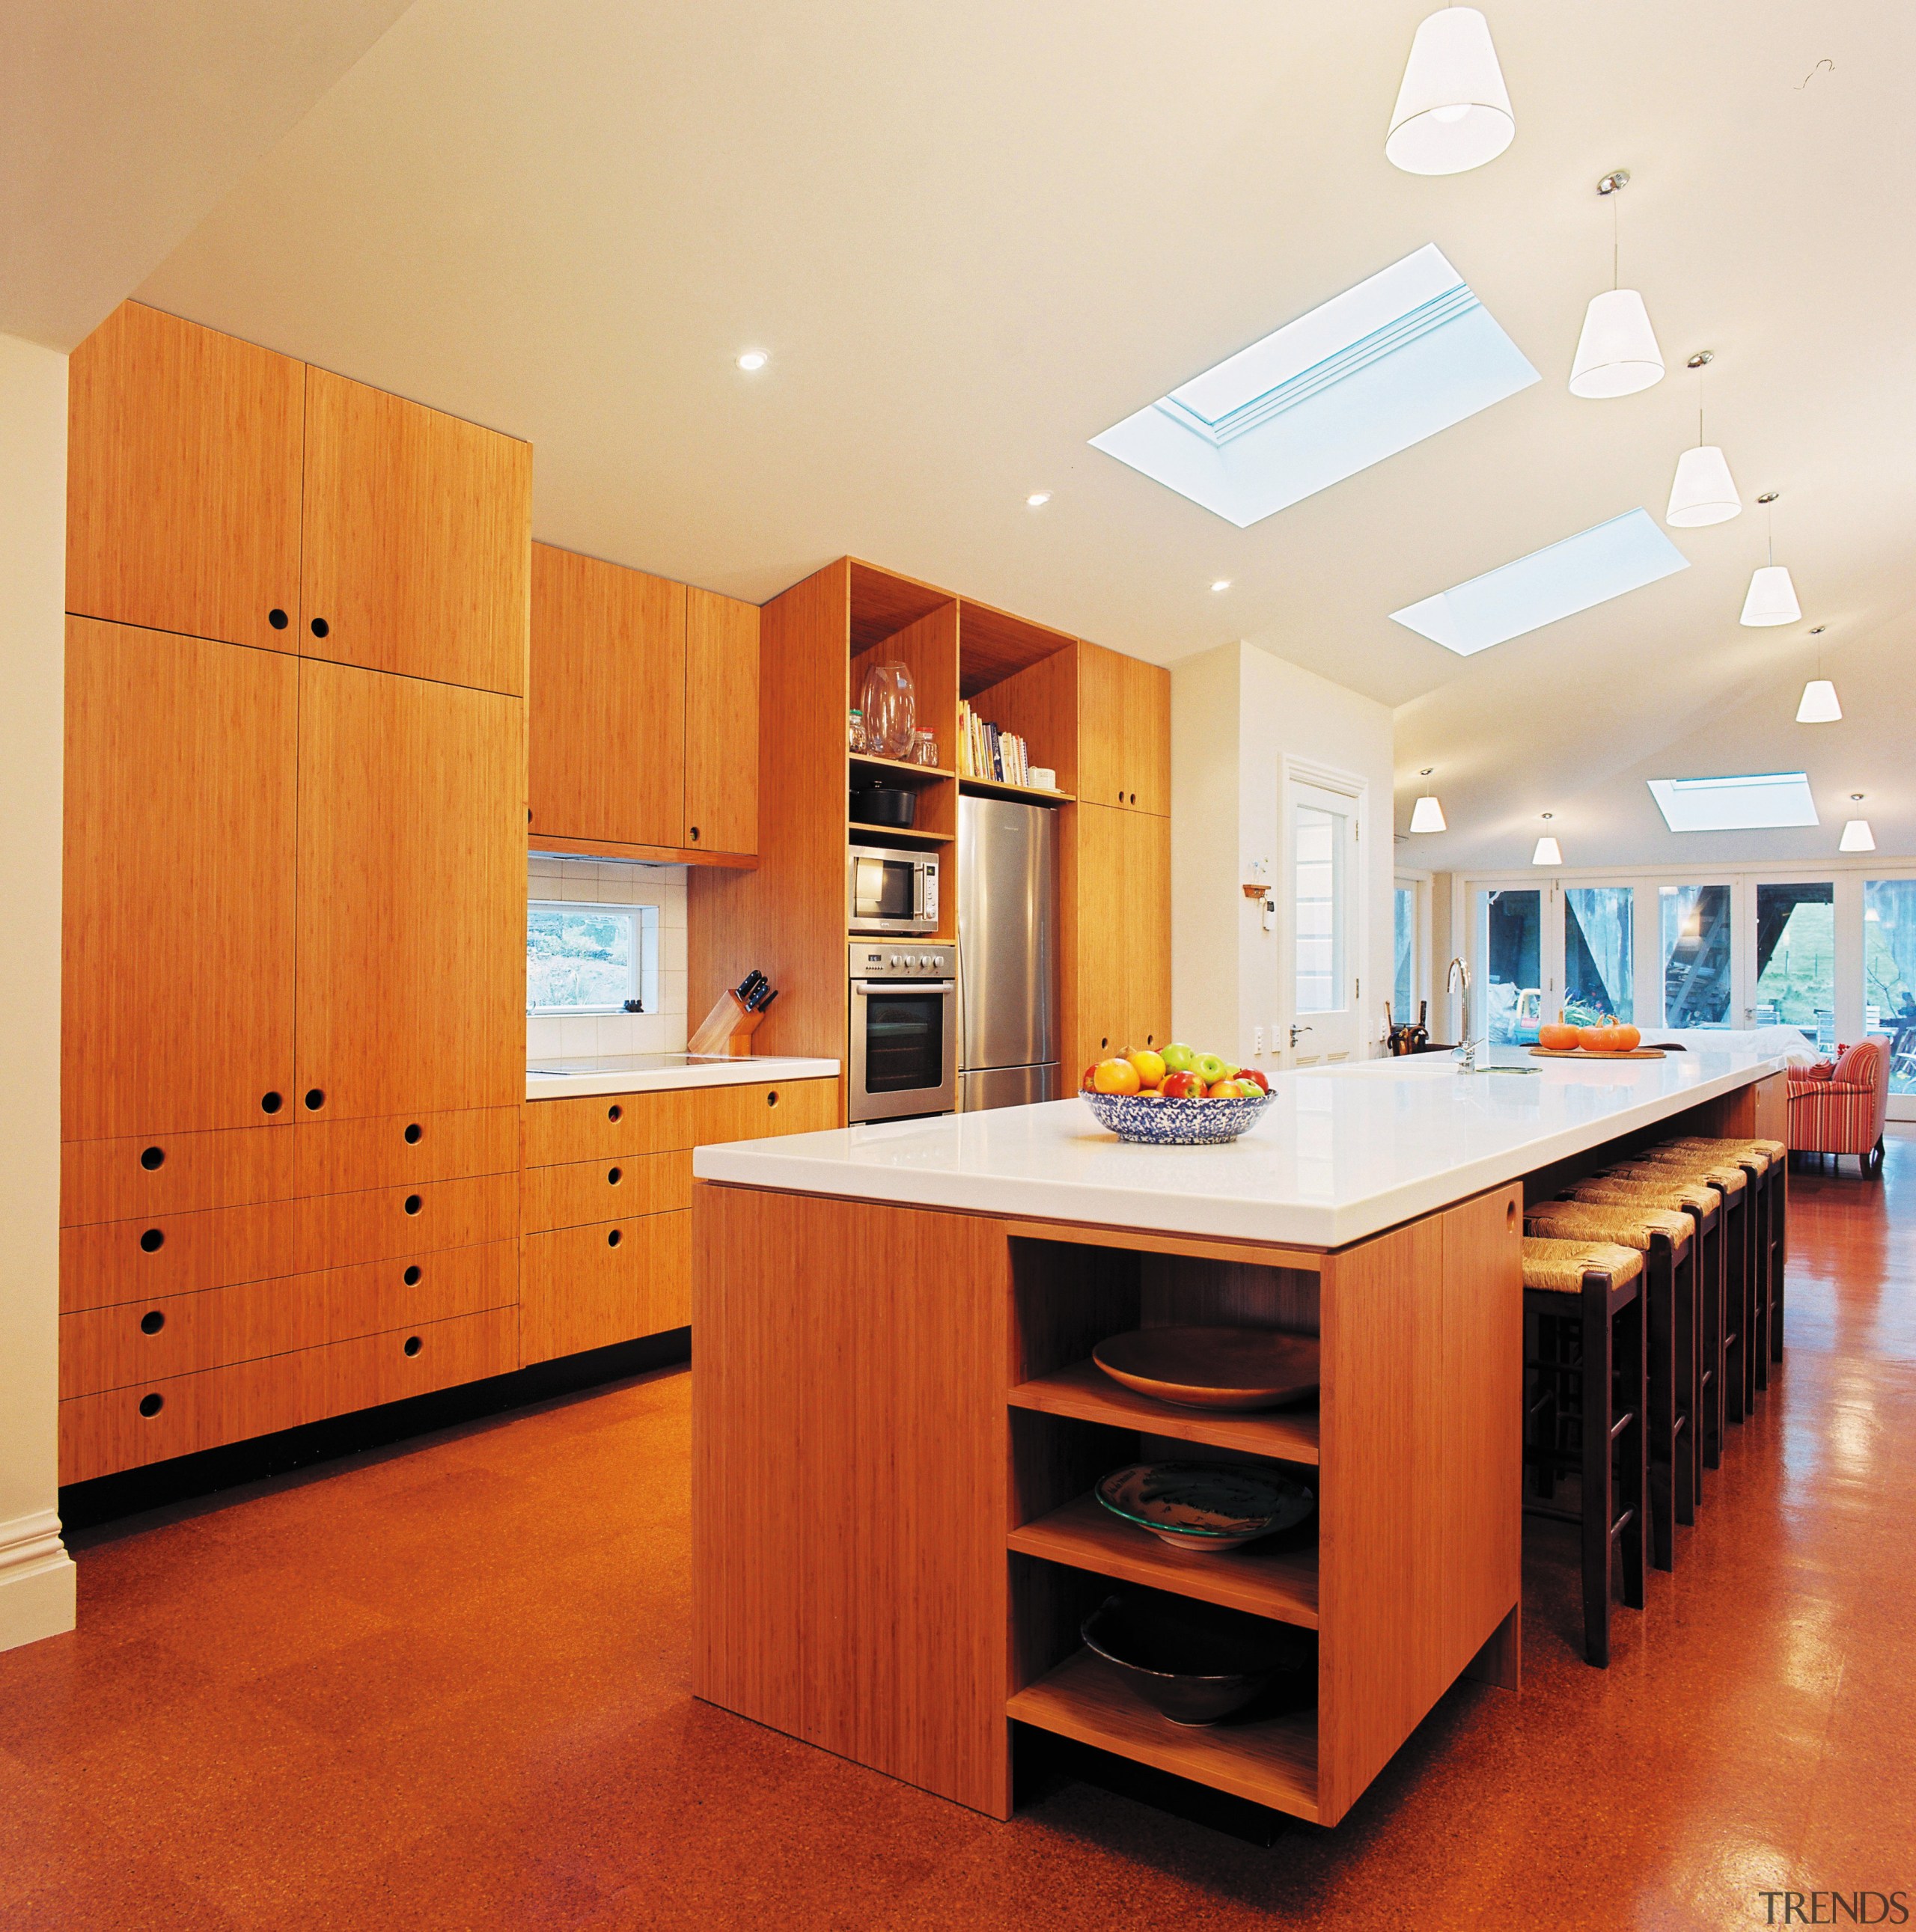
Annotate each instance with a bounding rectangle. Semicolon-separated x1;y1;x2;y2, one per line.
1195;1052;1227;1085
1160;1042;1199;1074
1219;1062;1241;1079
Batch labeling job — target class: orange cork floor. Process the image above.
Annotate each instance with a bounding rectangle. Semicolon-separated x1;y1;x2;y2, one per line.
4;1143;1913;1930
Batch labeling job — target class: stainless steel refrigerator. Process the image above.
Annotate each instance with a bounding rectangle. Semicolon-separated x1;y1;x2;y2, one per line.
957;795;1058;1111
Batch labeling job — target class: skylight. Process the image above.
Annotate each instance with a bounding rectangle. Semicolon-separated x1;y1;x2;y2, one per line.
1089;244;1537;528
1647;773;1820;834
1389;509;1688;655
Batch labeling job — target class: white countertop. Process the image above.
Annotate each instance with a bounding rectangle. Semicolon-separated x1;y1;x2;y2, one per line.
691;1045;1787;1248
526;1053;840;1101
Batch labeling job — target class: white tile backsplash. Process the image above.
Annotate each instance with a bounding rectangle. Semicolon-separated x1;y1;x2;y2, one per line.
527;854;691;1057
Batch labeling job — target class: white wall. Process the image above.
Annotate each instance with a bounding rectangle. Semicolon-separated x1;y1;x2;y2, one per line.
525;855;690;1060
0;332;77;1651
1171;639;1395;1071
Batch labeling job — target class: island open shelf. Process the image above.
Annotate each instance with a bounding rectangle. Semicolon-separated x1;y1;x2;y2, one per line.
1009;1360;1321;1465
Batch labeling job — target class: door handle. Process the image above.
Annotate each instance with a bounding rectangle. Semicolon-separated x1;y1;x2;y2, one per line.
1290;1024;1314;1048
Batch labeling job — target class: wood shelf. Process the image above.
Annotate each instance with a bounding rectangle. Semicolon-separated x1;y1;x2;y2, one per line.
847;822;953;846
1008;1647;1319;1822
958;776;1073;806
849;753;954;784
1009;1492;1319;1630
1008;1359;1320;1467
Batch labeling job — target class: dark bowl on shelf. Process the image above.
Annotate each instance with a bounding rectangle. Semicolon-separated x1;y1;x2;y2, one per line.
852;783;917;828
1081;1588;1316;1728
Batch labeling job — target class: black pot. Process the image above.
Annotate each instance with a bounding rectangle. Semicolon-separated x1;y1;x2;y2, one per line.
853;783;917;828
1081;1589;1315;1727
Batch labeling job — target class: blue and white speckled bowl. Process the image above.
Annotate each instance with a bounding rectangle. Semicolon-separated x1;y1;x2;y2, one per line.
1081;1088;1275;1146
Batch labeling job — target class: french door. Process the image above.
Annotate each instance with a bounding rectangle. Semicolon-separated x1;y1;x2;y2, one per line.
1284;776;1363;1066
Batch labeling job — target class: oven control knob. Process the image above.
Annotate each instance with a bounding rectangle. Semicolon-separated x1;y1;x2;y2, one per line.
918;955;933;969
888;953;901;969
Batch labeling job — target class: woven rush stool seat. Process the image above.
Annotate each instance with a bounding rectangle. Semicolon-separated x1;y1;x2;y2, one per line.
1526;1201;1698;1564
1648;1137;1788;1374
1519;1238;1647;1667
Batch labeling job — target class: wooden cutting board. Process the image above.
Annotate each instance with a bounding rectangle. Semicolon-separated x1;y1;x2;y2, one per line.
1528;1047;1668;1060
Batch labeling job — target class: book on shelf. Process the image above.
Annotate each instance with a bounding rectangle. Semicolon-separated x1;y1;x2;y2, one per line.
958;697;1033;787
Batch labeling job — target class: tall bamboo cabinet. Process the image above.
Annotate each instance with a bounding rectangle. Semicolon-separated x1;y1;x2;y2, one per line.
59;301;531;1485
689;559;1171;1112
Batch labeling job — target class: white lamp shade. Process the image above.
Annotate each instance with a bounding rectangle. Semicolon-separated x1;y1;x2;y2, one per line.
1409;795;1447;834
1796;679;1842;724
1740;563;1801;627
1569;287;1665;399
1385;8;1515;176
1666;443;1742;526
1532;836;1562;866
1840;818;1876;854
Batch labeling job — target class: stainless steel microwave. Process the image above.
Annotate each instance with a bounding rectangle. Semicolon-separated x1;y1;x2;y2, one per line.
847;845;939;935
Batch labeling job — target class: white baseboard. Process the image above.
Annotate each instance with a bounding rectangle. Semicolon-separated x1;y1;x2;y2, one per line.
0;1508;76;1651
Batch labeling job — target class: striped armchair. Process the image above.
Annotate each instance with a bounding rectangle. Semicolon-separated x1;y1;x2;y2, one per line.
1787;1039;1891;1173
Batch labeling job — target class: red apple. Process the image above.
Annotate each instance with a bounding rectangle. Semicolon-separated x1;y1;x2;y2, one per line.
1237;1069;1269;1094
1160;1070;1206;1099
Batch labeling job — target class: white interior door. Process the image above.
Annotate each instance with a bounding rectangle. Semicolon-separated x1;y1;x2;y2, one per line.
1284;778;1361;1066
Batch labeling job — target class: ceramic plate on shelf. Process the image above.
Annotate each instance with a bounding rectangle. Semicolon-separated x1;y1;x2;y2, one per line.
1081;1589;1316;1725
1095;1461;1317;1555
1093;1325;1320;1411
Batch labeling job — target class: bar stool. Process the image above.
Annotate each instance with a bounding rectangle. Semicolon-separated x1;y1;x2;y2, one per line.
1569;1174;1730;1467
1656;1137;1787;1369
1520;1237;1647;1668
1607;1156;1756;1419
1525;1199;1697;1568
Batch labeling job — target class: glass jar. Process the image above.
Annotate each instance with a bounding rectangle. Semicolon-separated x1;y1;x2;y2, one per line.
858;662;916;760
913;730;939;767
849;708;866;753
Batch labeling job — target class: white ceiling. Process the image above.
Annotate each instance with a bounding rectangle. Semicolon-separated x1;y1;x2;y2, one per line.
118;0;1916;868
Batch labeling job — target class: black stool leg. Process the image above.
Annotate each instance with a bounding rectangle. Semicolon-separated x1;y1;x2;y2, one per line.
1671;1232;1698;1526
1579;1273;1615;1668
1771;1164;1787;1361
1697;1205;1726;1463
1747;1164;1771;1391
1614;1277;1647;1615
1645;1239;1676;1569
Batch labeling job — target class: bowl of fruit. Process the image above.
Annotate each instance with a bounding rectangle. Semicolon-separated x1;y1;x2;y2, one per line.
1080;1046;1275;1146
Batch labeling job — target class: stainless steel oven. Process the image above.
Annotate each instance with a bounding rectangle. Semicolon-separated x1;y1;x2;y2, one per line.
848;845;939;936
848;941;957;1122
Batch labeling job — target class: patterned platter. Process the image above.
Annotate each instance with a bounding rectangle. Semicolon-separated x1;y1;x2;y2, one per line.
1095;1461;1317;1554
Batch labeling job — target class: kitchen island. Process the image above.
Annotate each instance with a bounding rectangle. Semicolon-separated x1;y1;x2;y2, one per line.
689;1048;1790;1826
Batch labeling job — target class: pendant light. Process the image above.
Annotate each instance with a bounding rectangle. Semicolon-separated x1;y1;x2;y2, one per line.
1385;7;1515;175
1796;628;1841;723
1409;769;1446;833
1741;491;1801;626
1569;171;1665;399
1840;797;1875;853
1665;351;1742;526
1531;813;1561;866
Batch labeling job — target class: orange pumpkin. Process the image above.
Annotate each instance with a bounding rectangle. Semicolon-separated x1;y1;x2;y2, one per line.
1578;1024;1620;1053
1611;1024;1641;1052
1538;1022;1581;1052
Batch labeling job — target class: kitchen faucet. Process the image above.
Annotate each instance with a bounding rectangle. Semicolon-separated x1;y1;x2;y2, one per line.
1447;958;1479;1072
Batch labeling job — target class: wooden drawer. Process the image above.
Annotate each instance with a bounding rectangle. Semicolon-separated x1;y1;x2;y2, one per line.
521;1210;690;1365
294;1171;517;1273
522;1076;838;1168
61;1200;296;1315
61;1125;293;1229
60;1306;519;1485
60;1238;519;1399
520;1150;692;1235
294;1105;518;1196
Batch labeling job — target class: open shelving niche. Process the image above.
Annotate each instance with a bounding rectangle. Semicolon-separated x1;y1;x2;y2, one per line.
1003;1230;1326;1823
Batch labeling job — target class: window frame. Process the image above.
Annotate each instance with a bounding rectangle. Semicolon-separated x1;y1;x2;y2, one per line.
525;899;659;1018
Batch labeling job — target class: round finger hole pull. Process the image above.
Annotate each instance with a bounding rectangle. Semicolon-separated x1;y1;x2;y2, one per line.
268;608;289;629
403;1122;423;1145
140;1146;166;1171
607;1228;622;1247
260;1090;284;1115
607;1166;623;1185
138;1393;165;1418
403;1193;423;1216
608;1104;623;1122
310;617;330;638
767;1091;779;1107
403;1335;422;1357
305;1089;326;1111
403;1264;421;1286
140;1309;165;1335
139;1228;165;1254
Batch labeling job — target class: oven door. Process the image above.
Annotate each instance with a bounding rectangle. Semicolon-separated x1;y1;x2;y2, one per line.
848;852;929;934
848;978;957;1121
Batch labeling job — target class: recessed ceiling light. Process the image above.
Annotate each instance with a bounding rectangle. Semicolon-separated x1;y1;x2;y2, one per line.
1647;771;1819;833
1025;492;1052;508
736;349;769;372
1391;508;1688;655
1089;243;1537;528
1210;579;1232;593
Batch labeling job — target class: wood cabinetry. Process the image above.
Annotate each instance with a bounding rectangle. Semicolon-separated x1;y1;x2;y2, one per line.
528;542;759;864
1076;642;1170;815
63;619;297;1140
1066;804;1171;1070
295;660;524;1122
300;367;531;695
1123;810;1173;1051
66;303;305;653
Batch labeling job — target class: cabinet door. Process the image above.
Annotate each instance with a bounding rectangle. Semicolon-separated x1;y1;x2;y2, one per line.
1070;803;1129;1069
64;619;296;1139
296;661;524;1121
1076;642;1130;810
1124;655;1171;818
1123;810;1173;1051
301;367;531;695
67;303;304;652
521;1210;690;1363
683;587;759;857
528;543;686;848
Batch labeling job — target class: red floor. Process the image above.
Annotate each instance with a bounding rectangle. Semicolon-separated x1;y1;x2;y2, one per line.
4;1143;1914;1930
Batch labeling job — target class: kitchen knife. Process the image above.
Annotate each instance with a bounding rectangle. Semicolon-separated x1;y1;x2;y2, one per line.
749;987;778;1015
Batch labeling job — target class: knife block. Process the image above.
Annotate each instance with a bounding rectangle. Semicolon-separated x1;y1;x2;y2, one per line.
688;990;766;1057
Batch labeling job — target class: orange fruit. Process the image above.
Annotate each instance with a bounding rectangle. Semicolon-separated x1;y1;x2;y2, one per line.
1126;1048;1167;1091
1093;1057;1141;1096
